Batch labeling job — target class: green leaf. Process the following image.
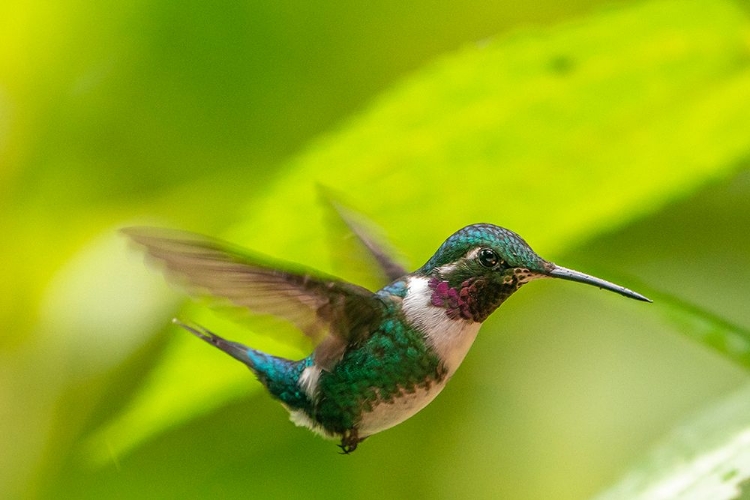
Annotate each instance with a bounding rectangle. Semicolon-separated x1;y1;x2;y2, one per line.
592;382;750;500
86;0;750;464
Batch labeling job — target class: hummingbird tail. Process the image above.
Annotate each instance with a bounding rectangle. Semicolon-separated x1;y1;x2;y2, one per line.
172;318;256;367
171;319;309;412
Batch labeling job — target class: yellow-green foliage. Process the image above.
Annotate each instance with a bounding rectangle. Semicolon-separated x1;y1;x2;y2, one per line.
4;0;750;498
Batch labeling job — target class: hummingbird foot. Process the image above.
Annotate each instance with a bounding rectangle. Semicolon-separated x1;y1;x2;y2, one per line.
338;429;363;454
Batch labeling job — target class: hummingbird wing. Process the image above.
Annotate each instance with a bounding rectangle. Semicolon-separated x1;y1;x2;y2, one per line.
324;197;407;283
122;227;384;370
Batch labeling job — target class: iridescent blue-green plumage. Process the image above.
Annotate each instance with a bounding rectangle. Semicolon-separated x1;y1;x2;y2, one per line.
315;307;446;436
124;220;649;453
421;224;546;271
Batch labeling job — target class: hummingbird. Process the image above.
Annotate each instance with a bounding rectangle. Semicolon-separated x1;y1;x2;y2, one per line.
123;220;650;453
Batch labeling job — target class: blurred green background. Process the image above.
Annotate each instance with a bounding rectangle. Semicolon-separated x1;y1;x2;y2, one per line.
2;0;750;498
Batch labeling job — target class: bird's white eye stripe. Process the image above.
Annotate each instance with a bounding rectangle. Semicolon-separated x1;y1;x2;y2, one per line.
465;248;480;259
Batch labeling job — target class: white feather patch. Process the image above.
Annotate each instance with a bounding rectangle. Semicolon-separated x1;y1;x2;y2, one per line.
298;365;323;400
287;409;337;439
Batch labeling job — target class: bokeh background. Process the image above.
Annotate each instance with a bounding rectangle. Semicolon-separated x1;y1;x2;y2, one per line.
2;0;750;498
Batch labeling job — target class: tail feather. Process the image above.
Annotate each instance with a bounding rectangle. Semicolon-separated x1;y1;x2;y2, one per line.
173;318;313;412
172;318;255;367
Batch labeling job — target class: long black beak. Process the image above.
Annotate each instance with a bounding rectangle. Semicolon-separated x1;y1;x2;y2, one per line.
547;265;652;302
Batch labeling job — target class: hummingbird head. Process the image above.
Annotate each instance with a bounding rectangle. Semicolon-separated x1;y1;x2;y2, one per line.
417;224;649;323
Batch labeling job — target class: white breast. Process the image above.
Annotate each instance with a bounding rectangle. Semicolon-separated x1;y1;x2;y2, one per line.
401;276;481;375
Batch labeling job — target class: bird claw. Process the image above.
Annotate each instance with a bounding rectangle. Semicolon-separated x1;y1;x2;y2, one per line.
338;429;361;454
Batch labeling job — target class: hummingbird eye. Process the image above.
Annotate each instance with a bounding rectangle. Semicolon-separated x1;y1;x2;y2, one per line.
478;248;500;268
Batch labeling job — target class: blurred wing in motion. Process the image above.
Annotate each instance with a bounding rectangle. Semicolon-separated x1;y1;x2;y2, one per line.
122;227;384;369
320;190;408;286
330;201;407;281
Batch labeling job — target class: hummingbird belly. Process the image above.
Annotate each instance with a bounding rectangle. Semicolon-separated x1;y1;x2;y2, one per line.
286;380;448;439
356;380;448;436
